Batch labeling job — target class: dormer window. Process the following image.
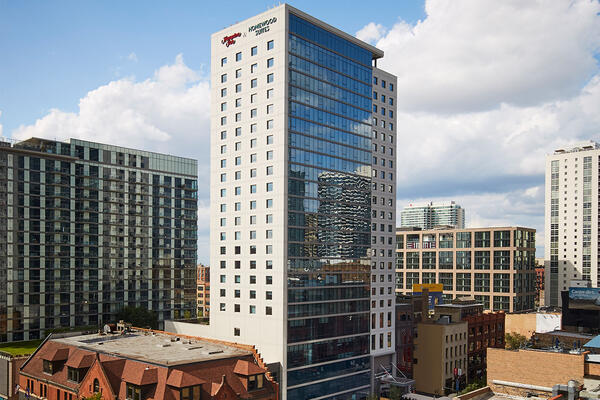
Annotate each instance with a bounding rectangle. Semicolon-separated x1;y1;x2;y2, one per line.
67;367;82;383
43;360;55;374
126;383;142;400
248;374;264;391
180;385;201;400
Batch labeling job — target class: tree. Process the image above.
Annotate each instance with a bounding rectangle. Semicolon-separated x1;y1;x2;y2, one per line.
505;332;527;350
83;393;103;400
115;306;158;329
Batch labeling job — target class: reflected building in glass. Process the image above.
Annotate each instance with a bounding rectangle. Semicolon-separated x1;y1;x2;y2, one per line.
0;138;198;342
210;5;396;399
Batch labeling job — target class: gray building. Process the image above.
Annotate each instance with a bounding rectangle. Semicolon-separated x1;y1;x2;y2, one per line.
0;137;198;342
400;201;465;229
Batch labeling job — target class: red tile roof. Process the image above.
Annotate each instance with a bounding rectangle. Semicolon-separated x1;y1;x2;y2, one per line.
125;366;159;385
233;359;266;376
40;347;69;361
166;369;206;388
65;350;95;369
20;332;278;400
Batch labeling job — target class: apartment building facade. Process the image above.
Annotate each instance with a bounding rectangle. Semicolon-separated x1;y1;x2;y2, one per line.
210;5;396;398
400;201;465;229
396;227;536;313
545;141;600;307
0;138;198;342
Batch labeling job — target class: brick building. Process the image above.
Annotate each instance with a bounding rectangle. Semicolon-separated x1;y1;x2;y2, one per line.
395;300;414;377
487;347;586;397
434;299;505;382
197;265;210;318
18;329;278;400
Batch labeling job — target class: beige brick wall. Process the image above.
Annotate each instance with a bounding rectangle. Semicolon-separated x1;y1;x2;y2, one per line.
504;313;537;338
487;348;585;395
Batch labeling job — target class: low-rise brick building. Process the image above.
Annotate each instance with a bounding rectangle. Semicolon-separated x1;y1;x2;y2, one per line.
18;329;278;400
435;299;505;382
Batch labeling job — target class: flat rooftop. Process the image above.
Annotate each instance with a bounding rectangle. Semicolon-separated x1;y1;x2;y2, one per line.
52;331;251;366
436;303;483;309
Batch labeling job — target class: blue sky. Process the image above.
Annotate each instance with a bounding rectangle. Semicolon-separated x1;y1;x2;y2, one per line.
2;0;600;263
0;0;425;134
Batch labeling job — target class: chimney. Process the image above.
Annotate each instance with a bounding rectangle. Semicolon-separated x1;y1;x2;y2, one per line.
422;288;430;321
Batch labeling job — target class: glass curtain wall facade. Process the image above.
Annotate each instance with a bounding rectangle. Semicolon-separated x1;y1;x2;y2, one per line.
286;14;372;400
0;138;197;342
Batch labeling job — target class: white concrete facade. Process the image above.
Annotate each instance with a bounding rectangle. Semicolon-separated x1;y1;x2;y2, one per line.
370;68;397;370
209;5;397;398
545;141;600;307
210;3;288;375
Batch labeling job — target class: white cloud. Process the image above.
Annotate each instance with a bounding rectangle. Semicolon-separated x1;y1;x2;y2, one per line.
356;22;388;44
127;52;138;62
361;0;600;257
372;0;600;113
12;54;210;181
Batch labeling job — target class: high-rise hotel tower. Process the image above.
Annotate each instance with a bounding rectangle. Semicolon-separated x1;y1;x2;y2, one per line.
210;5;397;399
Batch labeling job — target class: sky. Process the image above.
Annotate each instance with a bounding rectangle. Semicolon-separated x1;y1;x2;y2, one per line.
1;0;600;263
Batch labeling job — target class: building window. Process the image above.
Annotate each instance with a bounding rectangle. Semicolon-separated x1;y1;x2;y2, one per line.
126;383;141;400
249;374;264;390
251;63;257;73
234;328;241;336
266;306;272;315
43;360;55;374
181;386;201;400
251;78;257;88
267;58;274;68
267;73;274;83
250;305;256;314
236;52;242;62
221;57;227;66
67;367;81;383
93;379;100;393
267;40;274;50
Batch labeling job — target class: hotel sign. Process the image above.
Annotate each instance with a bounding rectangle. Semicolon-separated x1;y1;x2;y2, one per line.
221;15;278;47
222;32;241;47
248;16;277;36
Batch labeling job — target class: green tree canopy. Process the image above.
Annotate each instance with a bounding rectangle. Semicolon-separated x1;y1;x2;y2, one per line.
505;332;527;350
115;306;158;329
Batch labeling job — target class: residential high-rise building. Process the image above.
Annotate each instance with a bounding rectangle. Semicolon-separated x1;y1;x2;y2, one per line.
400;201;465;229
0;138;198;342
545;141;600;307
210;5;396;399
395;227;537;313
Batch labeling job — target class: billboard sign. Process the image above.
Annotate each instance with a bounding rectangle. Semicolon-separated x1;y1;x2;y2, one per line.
569;287;600;310
412;283;444;310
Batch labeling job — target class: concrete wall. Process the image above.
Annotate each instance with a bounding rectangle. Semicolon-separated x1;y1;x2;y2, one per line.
504;313;561;338
0;354;28;400
536;313;561;333
164;320;213;338
487;348;585;396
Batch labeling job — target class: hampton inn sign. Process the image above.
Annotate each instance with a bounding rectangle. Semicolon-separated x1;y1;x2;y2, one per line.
222;16;277;46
